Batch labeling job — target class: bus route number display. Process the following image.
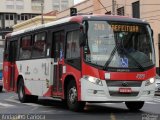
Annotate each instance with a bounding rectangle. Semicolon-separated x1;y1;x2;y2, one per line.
94;23;140;32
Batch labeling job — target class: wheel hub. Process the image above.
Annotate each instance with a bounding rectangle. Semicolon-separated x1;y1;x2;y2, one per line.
19;85;24;99
68;87;77;104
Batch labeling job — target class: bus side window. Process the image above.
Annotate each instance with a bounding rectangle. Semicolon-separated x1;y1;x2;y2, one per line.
19;35;32;59
52;31;64;62
32;32;46;58
65;30;81;69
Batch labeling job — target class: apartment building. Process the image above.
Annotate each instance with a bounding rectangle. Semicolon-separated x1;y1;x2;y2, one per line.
57;0;160;74
0;0;74;40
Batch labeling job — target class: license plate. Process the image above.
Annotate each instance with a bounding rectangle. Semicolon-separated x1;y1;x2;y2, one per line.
119;88;132;93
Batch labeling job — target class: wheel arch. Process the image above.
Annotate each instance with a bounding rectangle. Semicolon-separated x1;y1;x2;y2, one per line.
63;75;77;100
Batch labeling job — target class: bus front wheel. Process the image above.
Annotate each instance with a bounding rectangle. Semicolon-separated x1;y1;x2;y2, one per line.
125;101;144;111
18;79;29;103
67;80;85;112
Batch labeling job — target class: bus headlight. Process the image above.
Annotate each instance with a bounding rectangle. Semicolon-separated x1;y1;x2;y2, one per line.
145;78;155;86
83;75;103;86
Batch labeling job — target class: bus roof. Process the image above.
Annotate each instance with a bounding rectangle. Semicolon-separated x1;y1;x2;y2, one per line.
8;14;148;37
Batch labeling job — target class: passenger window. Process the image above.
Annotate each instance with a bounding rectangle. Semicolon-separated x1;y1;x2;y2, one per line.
65;30;81;69
19;35;32;59
66;30;80;59
52;31;64;61
32;32;46;58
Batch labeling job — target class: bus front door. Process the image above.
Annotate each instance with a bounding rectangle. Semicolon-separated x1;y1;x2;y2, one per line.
9;41;17;91
52;31;64;96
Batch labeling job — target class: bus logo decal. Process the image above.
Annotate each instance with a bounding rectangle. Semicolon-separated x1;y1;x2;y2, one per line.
136;74;145;79
120;57;128;68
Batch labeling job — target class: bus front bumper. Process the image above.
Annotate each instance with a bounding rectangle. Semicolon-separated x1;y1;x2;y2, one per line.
80;78;155;102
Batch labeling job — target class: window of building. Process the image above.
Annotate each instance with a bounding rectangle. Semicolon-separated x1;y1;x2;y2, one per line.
132;1;140;18
117;7;124;16
5;14;14;20
6;5;14;9
53;0;60;11
25;15;28;20
6;0;14;9
17;15;21;20
16;5;24;9
5;14;9;20
31;0;43;11
31;15;36;18
21;15;24;20
10;14;14;20
0;19;1;28
53;0;59;3
16;0;24;9
32;0;43;3
61;0;68;6
32;32;46;58
53;5;60;11
19;36;32;59
61;4;68;10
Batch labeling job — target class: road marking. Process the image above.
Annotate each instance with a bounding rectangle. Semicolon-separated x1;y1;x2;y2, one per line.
24;103;43;107
5;99;20;104
5;99;43;107
0;102;15;107
146;101;157;104
40;110;57;113
153;98;160;103
30;107;38;113
8;95;16;99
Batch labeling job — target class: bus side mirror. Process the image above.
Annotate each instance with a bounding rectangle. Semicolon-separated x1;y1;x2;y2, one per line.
151;29;154;37
79;32;86;46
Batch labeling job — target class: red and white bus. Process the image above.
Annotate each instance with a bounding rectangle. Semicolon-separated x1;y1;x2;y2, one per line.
3;14;156;111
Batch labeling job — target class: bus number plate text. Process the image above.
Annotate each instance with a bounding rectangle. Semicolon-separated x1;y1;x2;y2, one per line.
119;88;132;93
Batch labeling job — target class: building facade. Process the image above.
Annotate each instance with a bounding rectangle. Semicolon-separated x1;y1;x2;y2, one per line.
57;0;160;74
0;0;74;40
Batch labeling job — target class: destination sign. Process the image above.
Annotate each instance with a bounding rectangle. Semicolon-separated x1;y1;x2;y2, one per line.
93;23;140;32
111;25;139;32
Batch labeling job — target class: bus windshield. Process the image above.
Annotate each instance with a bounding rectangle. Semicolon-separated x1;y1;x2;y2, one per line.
84;20;155;70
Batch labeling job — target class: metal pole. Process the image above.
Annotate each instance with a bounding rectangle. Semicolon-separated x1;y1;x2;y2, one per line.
112;0;116;15
41;0;44;24
124;0;126;16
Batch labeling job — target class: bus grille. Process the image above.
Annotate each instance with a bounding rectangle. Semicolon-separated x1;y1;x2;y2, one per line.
109;91;139;97
106;80;141;97
106;80;142;87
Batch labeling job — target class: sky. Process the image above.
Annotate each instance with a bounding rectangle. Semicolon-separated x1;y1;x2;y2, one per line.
74;0;85;5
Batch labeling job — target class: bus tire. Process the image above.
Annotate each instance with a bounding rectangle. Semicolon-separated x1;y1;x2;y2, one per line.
125;101;144;111
0;86;2;92
18;79;29;103
29;95;38;103
67;80;85;112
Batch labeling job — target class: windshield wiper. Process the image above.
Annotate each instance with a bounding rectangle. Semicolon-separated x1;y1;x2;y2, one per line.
123;49;145;71
103;46;117;70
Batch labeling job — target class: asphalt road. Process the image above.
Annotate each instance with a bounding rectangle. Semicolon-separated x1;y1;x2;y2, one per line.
0;91;160;120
